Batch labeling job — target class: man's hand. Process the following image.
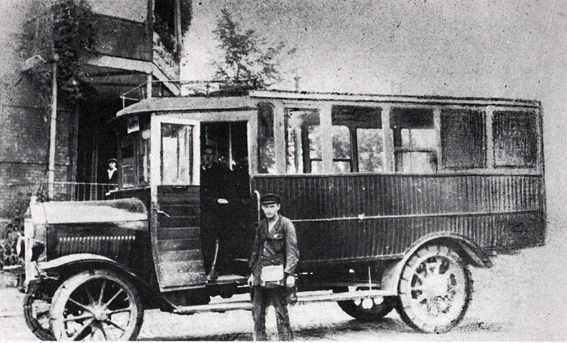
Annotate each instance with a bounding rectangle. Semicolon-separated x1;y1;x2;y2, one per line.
247;274;255;287
286;275;295;288
217;198;229;204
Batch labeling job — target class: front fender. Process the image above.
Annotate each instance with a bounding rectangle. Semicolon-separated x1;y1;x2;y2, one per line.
38;253;148;289
30;253;166;311
381;233;492;293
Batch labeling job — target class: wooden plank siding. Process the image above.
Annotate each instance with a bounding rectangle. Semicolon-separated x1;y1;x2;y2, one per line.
251;173;545;264
154;186;206;290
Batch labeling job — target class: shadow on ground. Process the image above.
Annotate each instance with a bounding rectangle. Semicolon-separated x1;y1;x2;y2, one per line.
138;317;508;341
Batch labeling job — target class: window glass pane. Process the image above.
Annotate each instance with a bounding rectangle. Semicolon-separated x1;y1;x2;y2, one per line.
257;103;276;174
441;109;486;169
308;125;321;160
311;161;323;174
120;135;136;188
285;109;320;174
333;126;350;159
161;123;193;185
331;126;351;173
137;128;150;186
395;151;436;173
391;108;437;173
357;128;384;172
493;111;537;168
333;161;351;173
400;128;436;150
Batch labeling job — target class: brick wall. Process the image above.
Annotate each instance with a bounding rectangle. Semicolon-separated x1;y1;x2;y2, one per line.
0;0;76;220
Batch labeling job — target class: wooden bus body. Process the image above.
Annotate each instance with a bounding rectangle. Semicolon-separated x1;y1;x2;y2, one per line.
22;90;545;340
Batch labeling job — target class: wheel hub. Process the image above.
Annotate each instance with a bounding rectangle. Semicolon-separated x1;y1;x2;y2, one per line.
423;274;449;299
361;298;374;309
92;307;108;322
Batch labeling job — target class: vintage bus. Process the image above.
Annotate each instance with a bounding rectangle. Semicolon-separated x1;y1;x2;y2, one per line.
21;88;545;340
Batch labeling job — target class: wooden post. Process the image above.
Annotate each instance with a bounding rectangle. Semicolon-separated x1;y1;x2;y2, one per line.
381;105;394;172
47;58;58;200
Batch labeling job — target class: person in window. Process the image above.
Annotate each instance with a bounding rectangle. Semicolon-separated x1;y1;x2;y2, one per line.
105;158;119;196
200;145;234;280
248;193;299;341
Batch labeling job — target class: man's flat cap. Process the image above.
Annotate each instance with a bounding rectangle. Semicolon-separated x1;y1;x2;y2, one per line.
260;193;281;205
108;158;117;163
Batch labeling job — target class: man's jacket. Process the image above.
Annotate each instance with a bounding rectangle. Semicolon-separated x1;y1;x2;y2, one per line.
249;215;299;286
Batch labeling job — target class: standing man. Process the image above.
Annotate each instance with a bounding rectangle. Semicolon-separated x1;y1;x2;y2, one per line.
248;193;299;341
200;145;234;280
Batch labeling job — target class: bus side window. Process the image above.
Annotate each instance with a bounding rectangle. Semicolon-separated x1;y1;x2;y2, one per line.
285;108;321;174
441;109;486;169
331;106;383;173
332;125;352;173
357;128;384;172
493;110;537;168
120;135;137;188
161;123;193;185
258;102;276;174
391;108;437;173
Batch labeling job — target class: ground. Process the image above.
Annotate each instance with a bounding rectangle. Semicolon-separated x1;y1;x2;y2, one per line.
0;227;565;341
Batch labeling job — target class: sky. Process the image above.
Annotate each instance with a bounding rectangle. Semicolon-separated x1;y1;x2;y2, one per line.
182;0;564;97
183;0;567;239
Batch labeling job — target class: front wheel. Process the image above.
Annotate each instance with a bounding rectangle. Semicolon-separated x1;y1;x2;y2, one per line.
396;244;472;333
23;286;55;341
50;269;143;341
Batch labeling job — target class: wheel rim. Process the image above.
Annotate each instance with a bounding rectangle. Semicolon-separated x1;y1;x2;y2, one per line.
24;292;54;340
52;276;140;340
406;254;467;328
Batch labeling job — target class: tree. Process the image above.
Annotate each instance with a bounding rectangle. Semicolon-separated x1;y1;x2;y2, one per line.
212;9;294;89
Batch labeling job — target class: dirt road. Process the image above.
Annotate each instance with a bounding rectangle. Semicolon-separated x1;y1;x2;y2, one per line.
1;234;565;341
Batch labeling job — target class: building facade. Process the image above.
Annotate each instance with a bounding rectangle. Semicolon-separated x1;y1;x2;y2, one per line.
0;0;189;225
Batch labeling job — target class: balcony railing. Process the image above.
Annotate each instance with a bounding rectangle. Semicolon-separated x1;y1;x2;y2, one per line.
4;182;118;206
120;79;258;108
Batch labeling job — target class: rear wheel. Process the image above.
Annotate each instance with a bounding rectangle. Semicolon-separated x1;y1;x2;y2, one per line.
50;269;143;341
338;296;396;321
396;244;472;333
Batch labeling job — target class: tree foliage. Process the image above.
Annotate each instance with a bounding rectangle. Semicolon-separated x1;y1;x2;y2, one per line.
19;0;96;107
212;9;294;89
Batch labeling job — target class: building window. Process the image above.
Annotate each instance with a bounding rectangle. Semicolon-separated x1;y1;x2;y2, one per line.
441;109;486;169
493;110;537;168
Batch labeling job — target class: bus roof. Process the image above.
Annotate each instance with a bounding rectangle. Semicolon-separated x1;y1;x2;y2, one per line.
116;90;541;120
250;90;541;107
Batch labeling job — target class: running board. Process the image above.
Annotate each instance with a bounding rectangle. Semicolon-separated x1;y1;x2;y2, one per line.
173;289;397;315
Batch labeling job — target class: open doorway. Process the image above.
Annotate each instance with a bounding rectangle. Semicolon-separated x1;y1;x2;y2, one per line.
200;121;252;278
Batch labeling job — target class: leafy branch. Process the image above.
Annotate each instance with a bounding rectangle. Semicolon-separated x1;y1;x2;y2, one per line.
19;0;96;107
212;9;295;90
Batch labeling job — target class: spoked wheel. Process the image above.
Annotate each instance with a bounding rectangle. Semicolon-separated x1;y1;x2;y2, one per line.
338;296;396;321
23;287;55;341
50;269;143;341
396;244;472;333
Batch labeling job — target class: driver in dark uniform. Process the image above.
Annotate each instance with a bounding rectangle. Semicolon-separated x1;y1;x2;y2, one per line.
200;145;234;280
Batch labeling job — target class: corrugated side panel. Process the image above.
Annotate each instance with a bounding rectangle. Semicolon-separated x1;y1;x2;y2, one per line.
155;186;206;291
251;174;545;263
